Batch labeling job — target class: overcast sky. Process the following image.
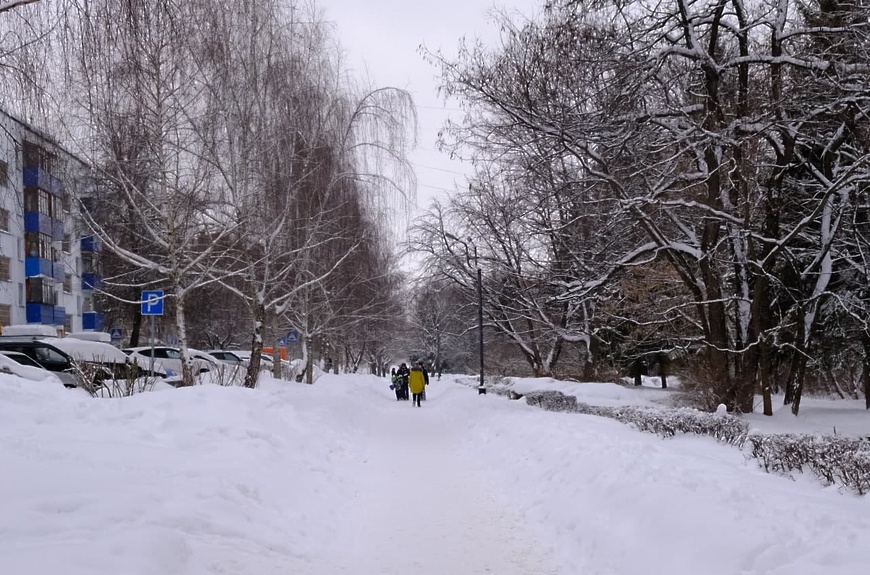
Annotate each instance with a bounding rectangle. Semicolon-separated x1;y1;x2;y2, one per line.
316;0;540;219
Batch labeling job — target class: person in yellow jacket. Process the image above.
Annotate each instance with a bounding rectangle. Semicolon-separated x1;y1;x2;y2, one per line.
408;363;427;407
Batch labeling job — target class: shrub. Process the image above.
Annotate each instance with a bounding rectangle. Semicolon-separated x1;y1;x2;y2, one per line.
748;434;870;495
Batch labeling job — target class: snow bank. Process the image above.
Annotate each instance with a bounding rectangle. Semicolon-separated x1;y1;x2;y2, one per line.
2;370;868;575
0;355;63;386
454;386;870;575
0;373;361;575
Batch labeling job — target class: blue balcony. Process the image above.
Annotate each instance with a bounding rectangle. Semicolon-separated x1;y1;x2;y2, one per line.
26;303;55;325
23;166;64;196
53;306;66;326
82;311;104;331
82;273;102;290
81;236;103;253
25;257;54;278
52;262;65;283
24;212;53;236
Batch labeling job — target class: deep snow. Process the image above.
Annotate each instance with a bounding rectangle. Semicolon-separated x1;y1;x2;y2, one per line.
1;372;868;574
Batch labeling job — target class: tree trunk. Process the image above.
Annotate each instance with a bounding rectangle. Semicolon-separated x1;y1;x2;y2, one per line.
659;353;668;389
862;333;870;410
129;309;142;347
175;294;194;388
759;337;774;416
244;302;265;389
582;336;598;381
632;359;643;386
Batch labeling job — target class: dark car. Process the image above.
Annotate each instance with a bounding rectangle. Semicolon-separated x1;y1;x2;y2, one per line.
0;339;80;387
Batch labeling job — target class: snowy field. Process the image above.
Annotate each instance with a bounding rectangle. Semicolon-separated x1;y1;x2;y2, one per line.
1;372;868;575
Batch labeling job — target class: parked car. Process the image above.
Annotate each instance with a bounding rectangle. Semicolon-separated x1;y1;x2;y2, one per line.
208;349;272;368
122;346;219;376
49;337;138;383
0;337;82;388
0;350;67;387
207;349;247;366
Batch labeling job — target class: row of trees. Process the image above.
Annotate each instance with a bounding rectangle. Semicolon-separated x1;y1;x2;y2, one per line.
1;0;416;387
413;0;870;414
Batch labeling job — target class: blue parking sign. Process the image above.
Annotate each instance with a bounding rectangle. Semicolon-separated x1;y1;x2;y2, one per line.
141;290;164;316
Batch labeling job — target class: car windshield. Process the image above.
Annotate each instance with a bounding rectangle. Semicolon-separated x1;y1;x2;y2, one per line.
33;346;69;364
1;353;43;368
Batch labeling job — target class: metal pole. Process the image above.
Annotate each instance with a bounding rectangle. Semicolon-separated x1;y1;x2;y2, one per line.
477;265;486;395
149;314;155;375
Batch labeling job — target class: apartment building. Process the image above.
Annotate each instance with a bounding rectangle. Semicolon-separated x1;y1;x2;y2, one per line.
0;109;103;333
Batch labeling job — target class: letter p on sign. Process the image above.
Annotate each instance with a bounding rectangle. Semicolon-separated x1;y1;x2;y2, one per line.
141;290;165;316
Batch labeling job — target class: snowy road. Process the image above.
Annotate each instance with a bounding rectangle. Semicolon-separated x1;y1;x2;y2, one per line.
322;385;563;574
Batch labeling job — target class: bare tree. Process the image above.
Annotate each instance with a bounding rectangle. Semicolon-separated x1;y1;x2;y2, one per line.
61;0;243;386
425;0;870;414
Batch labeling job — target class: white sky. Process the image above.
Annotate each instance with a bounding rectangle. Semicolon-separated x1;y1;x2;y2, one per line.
316;0;540;219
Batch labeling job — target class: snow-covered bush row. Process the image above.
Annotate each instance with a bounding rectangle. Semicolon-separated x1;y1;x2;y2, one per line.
523;389;578;411
748;434;870;495
523;390;749;446
522;390;869;494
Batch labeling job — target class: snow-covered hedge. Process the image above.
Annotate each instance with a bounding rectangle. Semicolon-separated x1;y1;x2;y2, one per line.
521;390;870;495
748;434;870;496
522;390;749;446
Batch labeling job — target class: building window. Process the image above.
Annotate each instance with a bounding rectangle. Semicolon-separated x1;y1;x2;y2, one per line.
0;304;11;327
0;208;8;232
62;192;71;213
25;232;52;259
0;256;9;281
23;141;56;172
24;188;53;216
26;277;55;304
82;252;97;274
62;233;71;253
65;314;73;332
64;273;72;293
18;283;24;305
0;160;7;186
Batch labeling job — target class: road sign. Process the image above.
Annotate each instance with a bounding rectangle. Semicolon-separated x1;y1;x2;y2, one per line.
278;337;287;346
109;327;123;340
286;330;299;343
141;290;165;316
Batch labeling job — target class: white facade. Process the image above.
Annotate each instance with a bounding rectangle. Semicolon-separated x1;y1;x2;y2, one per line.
0;109;97;333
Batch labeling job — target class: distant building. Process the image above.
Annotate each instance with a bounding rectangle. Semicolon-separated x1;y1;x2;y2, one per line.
0;109;103;333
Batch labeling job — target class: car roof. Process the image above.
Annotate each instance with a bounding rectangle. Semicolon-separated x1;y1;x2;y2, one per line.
0;338;72;355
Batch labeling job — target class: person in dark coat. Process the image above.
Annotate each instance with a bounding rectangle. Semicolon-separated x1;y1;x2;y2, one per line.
396;363;410;400
390;367;402;401
420;362;429;400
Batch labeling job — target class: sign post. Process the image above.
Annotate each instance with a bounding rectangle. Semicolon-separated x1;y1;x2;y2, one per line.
141;290;164;374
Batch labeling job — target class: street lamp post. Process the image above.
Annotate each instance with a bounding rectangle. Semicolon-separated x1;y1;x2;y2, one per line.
474;245;486;395
445;232;486;395
477;263;486;394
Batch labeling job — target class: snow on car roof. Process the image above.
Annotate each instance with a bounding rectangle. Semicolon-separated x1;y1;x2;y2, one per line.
42;337;129;364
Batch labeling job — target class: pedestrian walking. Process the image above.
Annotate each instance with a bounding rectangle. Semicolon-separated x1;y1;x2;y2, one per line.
409;363;426;407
